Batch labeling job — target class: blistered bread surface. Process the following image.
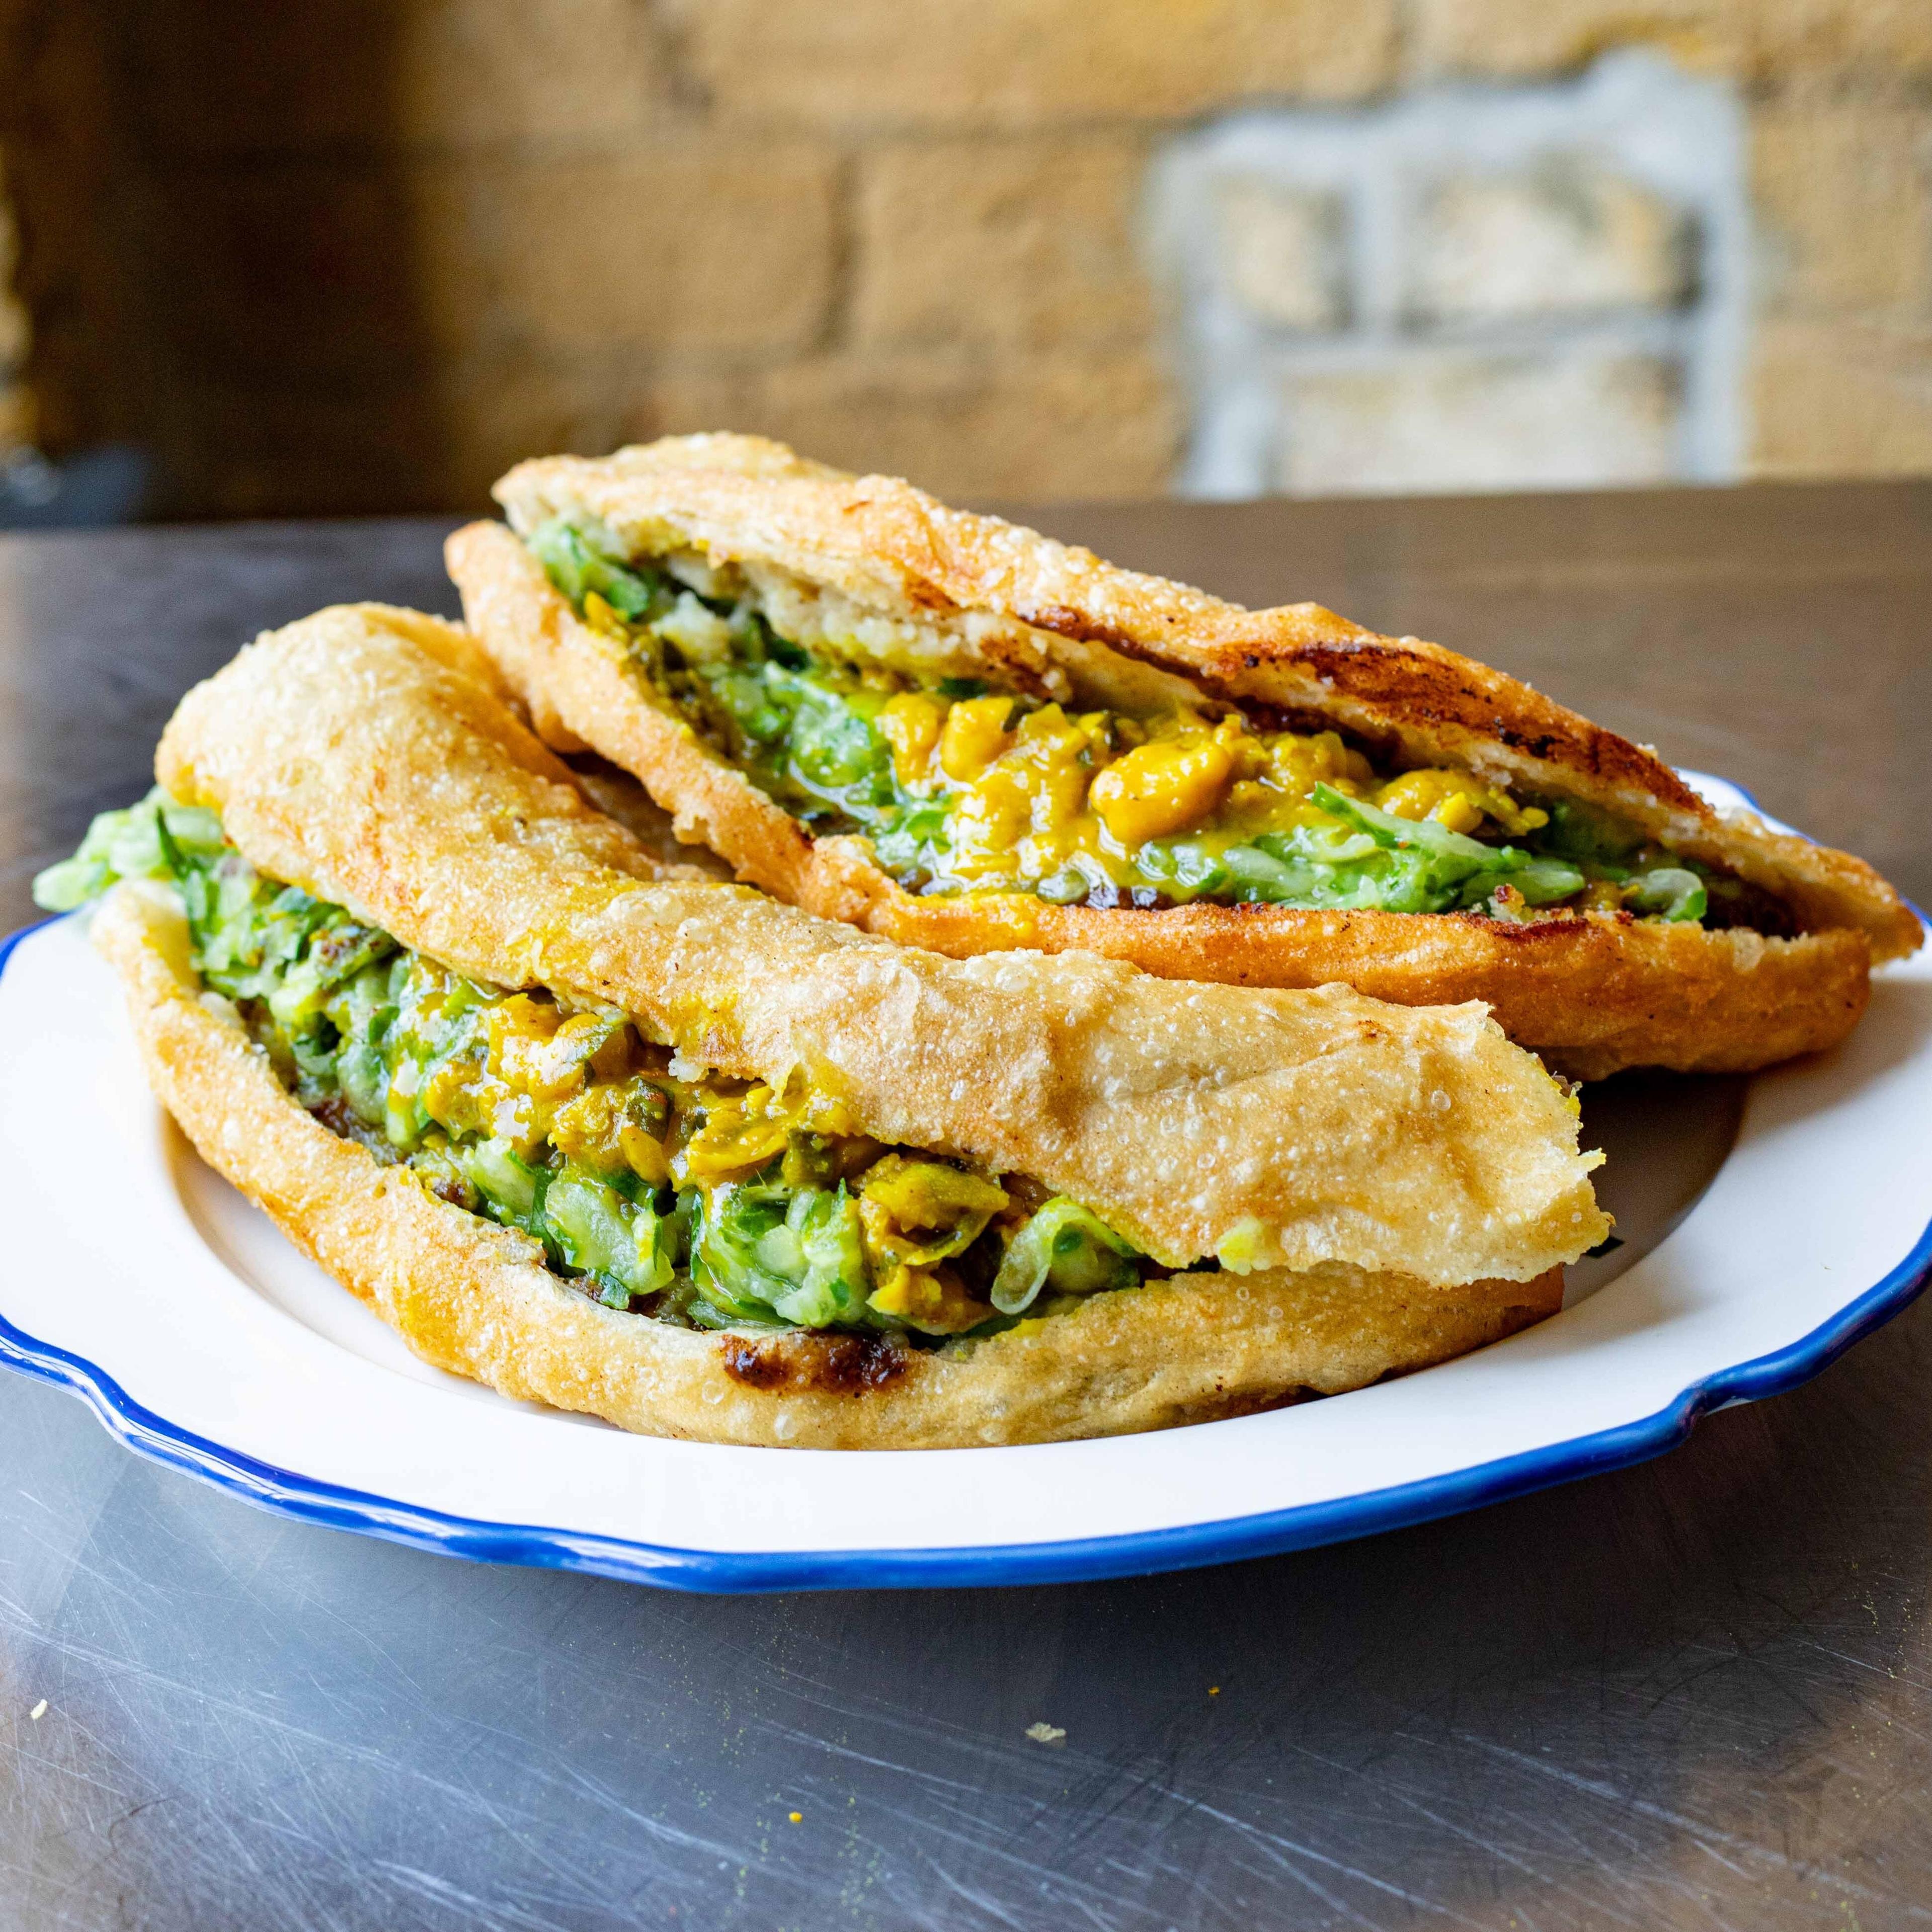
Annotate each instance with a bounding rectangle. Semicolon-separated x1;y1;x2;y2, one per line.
93;882;1562;1448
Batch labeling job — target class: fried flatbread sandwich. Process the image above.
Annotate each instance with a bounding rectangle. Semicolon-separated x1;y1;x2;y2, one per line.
448;434;1920;1082
39;604;1609;1448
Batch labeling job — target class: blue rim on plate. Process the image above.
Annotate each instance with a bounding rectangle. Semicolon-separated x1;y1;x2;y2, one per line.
4;810;1928;1594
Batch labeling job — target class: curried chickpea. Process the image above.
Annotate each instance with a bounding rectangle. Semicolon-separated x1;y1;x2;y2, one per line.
867;1262;995;1334
876;692;946;784
1089;734;1237;846
1377;770;1489;834
1374;767;1549;837
939;695;1018;781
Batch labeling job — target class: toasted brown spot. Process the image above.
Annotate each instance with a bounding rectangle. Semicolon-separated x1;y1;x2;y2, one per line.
1277;643;1704;812
719;1331;912;1395
1021;603;1139;650
902;576;957;614
719;1337;789;1389
1448;909;1620;945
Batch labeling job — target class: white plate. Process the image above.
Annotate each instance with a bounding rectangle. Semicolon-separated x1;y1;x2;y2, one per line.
3;779;1927;1592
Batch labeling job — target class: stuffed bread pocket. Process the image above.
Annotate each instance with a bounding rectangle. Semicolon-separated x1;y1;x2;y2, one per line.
450;434;1919;1081
45;604;1601;1447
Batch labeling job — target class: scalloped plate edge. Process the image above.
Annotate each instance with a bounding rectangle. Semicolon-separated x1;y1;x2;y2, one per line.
3;765;1926;1593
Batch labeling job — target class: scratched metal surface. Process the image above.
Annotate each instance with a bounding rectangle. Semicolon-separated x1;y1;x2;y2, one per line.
3;487;1931;1930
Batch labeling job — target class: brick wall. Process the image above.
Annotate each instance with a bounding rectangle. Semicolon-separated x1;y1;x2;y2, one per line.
0;147;30;454
1153;55;1755;495
0;0;1926;514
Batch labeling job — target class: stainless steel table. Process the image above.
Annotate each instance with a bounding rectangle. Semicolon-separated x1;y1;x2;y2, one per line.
3;485;1930;1930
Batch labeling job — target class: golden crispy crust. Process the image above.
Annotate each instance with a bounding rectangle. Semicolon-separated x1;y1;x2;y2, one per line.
155;602;1606;1284
92;881;1562;1449
468;435;1920;1076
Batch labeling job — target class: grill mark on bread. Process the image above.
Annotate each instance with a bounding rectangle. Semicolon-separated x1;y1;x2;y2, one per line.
720;1331;912;1395
1444;908;1632;943
1276;641;1704;810
1020;603;1141;650
1085;617;1704;814
91;884;1596;1446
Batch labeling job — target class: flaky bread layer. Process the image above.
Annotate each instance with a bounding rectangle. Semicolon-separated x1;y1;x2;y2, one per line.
154;602;1606;1284
450;519;1883;1080
93;882;1561;1450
